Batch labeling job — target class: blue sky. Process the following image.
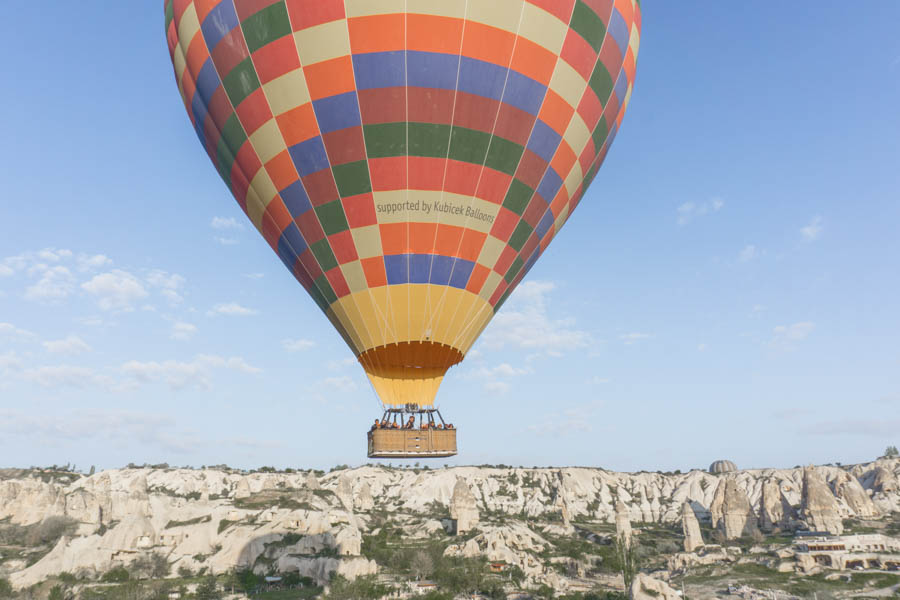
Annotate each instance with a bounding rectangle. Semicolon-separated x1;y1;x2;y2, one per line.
1;4;898;472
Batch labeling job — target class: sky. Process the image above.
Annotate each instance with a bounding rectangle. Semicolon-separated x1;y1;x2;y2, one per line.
1;3;898;473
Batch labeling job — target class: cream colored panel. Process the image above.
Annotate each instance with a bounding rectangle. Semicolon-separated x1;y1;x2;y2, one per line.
477;235;507;270
345;0;405;17
245;187;266;231
563;114;592;160
341;260;368;294
262;70;310;115
554;205;570;234
407;0;466;17
563;161;584;197
176;4;201;50
329;300;364;353
549;59;586;108
629;24;641;57
249;169;278;208
519;2;567;54
351;225;383;259
172;41;187;83
478;270;502;303
249;120;287;164
295;21;351;65
467;0;523;32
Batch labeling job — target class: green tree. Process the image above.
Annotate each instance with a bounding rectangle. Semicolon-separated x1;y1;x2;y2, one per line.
0;579;13;599
323;574;388;600
194;576;221;600
614;533;639;591
48;586;64;600
884;445;899;458
101;567;131;583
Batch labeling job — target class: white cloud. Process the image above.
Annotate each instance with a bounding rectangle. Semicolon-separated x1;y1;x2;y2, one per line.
587;376;611;385
244;273;265;279
121;354;260;390
481;281;589;357
803;418;900;436
36;248;73;262
466;363;528;394
146;270;186;305
283;338;315;352
801;216;824;242
25;265;75;301
211;216;244;230
43;335;92;356
677;198;724;225
170;322;197;341
22;365;112;389
321;376;358;393
0;352;23;376
484;380;510;394
771;321;815;347
619;332;652;345
0;322;36;342
527;400;604;436
738;245;758;263
207;302;258;317
81;270;148;311
215;237;239;246
0;264;13;277
77;253;112;272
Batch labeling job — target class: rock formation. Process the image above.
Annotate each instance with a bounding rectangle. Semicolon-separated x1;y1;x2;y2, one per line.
335;475;353;511
615;500;633;548
872;466;898;494
630;573;681;600
759;478;792;532
833;471;879;518
709;478;758;539
356;481;374;511
801;467;843;534
681;502;703;552
449;477;479;534
305;471;321;490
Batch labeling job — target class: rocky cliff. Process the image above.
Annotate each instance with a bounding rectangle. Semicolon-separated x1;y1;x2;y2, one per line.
0;459;897;590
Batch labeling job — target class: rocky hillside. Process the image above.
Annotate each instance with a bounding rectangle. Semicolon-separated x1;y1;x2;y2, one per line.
1;459;898;593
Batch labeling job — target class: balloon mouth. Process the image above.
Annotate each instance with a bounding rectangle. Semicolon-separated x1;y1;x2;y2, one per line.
357;341;463;371
358;342;463;408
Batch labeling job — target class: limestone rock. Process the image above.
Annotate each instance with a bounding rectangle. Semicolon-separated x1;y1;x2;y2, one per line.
709;478;758;539
449;477;479;534
801;467;843;534
335;475;353;511
759;478;792;532
615;500;633;548
833;471;879;518
872;466;897;494
305;471;321;490
681;502;703;552
233;478;251;499
630;573;680;600
356;481;374;512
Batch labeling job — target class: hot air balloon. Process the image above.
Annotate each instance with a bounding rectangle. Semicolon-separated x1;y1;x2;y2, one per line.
165;0;641;458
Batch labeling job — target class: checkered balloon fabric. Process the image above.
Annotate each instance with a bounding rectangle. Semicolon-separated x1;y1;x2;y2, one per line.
166;0;640;406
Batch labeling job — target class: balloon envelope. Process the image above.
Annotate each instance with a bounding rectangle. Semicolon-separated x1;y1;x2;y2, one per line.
165;0;641;407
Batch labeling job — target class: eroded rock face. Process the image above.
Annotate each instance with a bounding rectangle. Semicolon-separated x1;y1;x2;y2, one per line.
681;502;703;552
709;478;758;540
616;500;633;548
449;477;479;534
759;479;792;532
356;481;374;512
833;471;879;518
630;573;681;600
801;467;843;534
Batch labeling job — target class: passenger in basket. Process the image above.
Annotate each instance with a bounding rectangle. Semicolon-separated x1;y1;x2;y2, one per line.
371;419;380;431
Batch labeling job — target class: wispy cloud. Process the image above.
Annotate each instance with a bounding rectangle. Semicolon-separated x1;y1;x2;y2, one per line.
207;302;258;317
0;322;36;342
121;354;261;390
803;418;900;436
25;265;75;301
215;237;239;246
170;322;197;341
481;281;590;357
211;216;244;230
738;244;759;263
43;335;92;356
22;365;113;389
801;216;824;242
146;270;186;305
320;376;358;393
527;400;604;436
677;198;724;226
283;338;315;352
81;270;148;311
771;321;815;347
619;332;652;345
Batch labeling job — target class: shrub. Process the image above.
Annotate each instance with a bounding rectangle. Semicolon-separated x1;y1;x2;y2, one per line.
0;578;13;599
101;567;130;583
48;586;64;600
323;574;388;600
194;576;221;600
